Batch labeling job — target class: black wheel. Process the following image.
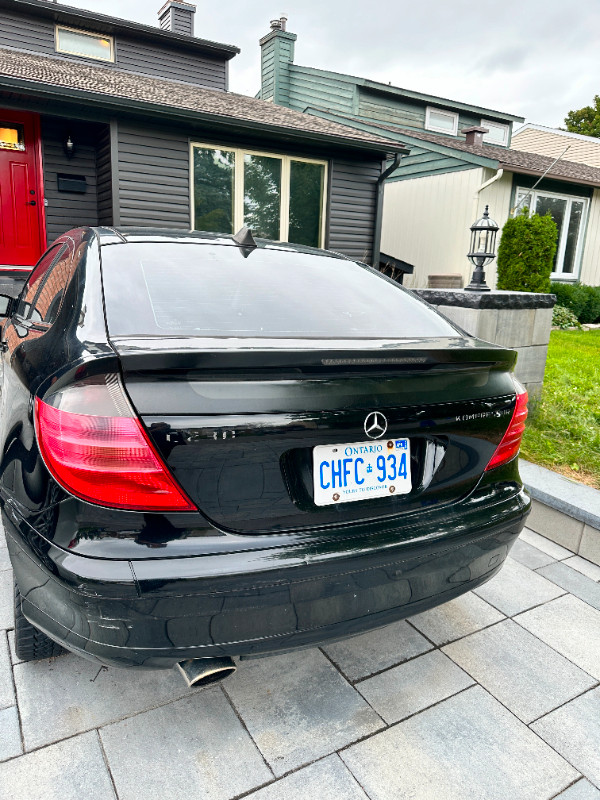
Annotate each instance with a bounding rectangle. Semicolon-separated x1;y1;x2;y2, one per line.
14;581;64;661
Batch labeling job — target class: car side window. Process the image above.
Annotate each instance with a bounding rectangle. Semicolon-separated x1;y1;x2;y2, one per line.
17;242;75;326
16;245;66;321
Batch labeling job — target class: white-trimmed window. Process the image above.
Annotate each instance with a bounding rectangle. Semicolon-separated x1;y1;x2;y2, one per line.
481;119;509;146
515;187;588;279
55;26;114;62
191;144;328;248
425;107;458;135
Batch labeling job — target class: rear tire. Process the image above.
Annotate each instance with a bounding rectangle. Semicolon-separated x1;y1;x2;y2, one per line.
14;581;64;661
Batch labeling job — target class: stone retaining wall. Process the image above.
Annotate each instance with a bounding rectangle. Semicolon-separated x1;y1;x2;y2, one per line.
414;289;556;399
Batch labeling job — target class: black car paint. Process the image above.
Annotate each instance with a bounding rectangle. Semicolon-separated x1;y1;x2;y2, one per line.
0;228;530;668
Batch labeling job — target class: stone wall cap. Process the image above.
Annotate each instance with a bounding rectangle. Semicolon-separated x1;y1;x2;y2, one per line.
414;289;557;310
519;459;600;530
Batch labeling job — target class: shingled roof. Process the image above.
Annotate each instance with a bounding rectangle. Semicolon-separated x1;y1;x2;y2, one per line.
0;48;408;155
371;123;600;187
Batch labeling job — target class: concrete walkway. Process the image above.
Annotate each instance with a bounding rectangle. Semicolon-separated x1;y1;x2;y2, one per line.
1;525;599;800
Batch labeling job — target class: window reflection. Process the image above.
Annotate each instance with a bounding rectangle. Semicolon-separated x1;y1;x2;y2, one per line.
243;154;281;240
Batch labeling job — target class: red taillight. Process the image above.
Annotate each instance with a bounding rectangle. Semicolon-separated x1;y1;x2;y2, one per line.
34;375;195;511
485;388;528;471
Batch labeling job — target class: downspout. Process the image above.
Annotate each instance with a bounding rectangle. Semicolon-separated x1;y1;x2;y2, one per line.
372;153;402;267
474;168;504;198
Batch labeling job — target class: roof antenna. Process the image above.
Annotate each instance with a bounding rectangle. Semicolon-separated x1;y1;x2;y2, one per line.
232;225;257;257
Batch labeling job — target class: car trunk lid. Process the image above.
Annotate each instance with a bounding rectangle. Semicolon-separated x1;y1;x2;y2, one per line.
112;336;518;534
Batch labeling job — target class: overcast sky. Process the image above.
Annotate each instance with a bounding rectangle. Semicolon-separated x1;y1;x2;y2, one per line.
64;0;598;128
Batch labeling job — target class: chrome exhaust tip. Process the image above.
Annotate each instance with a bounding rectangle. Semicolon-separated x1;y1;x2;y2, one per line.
176;657;236;688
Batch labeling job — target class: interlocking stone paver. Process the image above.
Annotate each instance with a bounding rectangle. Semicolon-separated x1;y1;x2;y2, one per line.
357;649;473;724
243;755;369;800
0;731;115;800
532;688;600;789
14;650;193;750
0;546;10;573
100;688;271;800
322;619;432;681
563;556;600;583
409;591;504;645
509;538;556;570
0;706;22;762
556;780;600;799
516;594;600;680
224;648;383;776
443;619;596;723
536;562;600;611
474;557;565;616
341;686;578;800
6;631;23;666
520;528;573;560
0;634;15;710
0;571;12;630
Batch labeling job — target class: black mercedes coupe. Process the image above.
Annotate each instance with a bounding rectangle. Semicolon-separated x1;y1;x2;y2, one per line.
0;227;529;686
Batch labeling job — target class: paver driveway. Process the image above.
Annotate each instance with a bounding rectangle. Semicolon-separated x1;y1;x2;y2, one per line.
1;525;599;800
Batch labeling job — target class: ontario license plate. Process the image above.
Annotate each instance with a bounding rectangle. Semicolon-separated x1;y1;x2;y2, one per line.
313;438;411;506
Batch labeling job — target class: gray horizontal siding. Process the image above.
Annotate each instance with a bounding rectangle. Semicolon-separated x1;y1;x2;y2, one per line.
41;118;100;244
0;8;226;90
96;125;112;226
328;158;381;263
115;120;381;261
116;122;190;229
115;37;226;90
0;9;55;54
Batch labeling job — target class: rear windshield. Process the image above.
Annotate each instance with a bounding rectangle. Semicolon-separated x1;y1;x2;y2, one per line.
101;243;459;339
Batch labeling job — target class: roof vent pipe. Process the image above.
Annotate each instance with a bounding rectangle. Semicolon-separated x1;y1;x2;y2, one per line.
158;1;196;36
270;14;288;31
462;126;489;147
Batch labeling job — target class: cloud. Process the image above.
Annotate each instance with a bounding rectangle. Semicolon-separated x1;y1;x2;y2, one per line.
61;0;600;128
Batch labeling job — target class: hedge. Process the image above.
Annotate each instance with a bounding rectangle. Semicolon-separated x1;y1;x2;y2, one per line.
496;208;557;293
550;281;600;324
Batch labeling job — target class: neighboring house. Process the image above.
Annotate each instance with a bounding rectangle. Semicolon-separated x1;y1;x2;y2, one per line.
258;18;600;288
512;124;600;168
0;0;407;271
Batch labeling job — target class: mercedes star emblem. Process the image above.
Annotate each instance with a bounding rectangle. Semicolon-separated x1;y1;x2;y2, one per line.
364;411;388;439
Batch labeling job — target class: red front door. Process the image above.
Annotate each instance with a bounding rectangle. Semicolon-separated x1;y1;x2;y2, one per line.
0;110;45;267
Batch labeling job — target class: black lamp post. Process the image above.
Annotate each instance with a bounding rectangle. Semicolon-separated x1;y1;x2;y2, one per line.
465;205;499;292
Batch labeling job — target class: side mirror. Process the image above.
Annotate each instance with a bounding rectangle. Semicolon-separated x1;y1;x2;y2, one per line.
0;294;16;318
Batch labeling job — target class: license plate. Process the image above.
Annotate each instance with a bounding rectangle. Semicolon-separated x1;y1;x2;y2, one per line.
313;438;411;506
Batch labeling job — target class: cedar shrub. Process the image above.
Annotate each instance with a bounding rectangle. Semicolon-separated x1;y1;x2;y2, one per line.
496;208;558;292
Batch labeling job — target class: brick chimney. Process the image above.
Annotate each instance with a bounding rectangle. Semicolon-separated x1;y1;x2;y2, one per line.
259;16;297;104
462;126;489;147
158;1;196;36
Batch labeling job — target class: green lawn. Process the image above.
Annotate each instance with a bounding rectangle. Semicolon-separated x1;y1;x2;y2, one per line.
521;329;600;488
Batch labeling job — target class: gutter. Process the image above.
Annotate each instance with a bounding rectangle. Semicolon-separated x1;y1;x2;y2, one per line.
372;153;402;268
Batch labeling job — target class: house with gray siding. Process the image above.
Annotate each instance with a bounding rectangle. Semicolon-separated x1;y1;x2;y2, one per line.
0;0;407;272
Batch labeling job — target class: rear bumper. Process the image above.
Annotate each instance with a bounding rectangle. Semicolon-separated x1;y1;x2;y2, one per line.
3;482;530;668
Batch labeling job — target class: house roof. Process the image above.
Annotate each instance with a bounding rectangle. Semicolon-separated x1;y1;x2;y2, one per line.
387;127;600;186
304;108;600;187
0;0;240;59
0;48;409;155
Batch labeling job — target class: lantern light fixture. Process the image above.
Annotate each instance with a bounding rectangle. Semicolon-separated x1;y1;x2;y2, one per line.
465;205;499;292
63;133;75;159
